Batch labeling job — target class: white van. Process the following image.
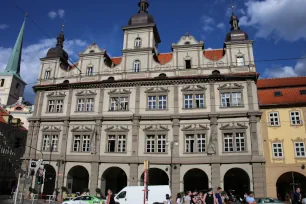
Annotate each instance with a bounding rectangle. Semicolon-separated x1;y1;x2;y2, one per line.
114;185;171;204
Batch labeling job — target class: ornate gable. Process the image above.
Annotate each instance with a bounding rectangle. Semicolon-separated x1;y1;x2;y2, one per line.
82;43;104;54
181;124;209;131
41;126;62;132
218;83;244;90
108;89;131;95
75;90;97;96
173;33;204;46
145;87;169;93
46;91;66;97
219;122;248;130
181;85;207;92
143;125;169;132
104;126;129;132
71;126;93;132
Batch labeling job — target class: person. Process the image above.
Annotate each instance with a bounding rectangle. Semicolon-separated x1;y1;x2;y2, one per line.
293;188;302;204
197;192;204;204
106;189;115;204
164;194;172;204
215;187;223;204
184;191;191;204
245;192;256;204
203;188;217;204
176;193;182;204
302;193;306;204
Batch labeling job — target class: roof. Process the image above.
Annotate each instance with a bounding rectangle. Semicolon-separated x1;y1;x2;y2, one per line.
204;49;224;61
111;57;122;65
0;106;9;123
157;53;173;65
257;77;306;107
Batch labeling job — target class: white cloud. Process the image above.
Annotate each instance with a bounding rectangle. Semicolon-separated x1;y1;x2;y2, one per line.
217;23;225;29
0;38;87;102
48;11;57;19
240;0;306;42
200;16;215;32
58;9;65;18
0;24;9;30
264;57;306;78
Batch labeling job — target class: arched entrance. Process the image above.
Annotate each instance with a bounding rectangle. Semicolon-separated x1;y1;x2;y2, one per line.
101;167;127;195
140;168;169;186
224;168;250;197
43;164;56;195
184;168;209;192
276;171;306;201
67;166;89;194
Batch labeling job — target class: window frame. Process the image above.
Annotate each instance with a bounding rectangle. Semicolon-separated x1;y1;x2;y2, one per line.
106;133;127;153
145;132;168;154
145;88;169;111
134;37;142;49
109;95;130;111
41;130;61;152
0;79;5;87
290;111;302;126
185;60;192;69
294;142;306;158
182;88;206;109
133;60;141;72
236;55;245;67
221;129;247;153
44;70;51;79
76;97;95;112
183;132;207;154
268;111;280;127
47;99;64;113
220;91;243;108
86;66;94;76
71;133;92;153
271;142;284;159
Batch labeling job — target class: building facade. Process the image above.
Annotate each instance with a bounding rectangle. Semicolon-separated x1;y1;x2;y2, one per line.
23;0;266;197
258;77;306;199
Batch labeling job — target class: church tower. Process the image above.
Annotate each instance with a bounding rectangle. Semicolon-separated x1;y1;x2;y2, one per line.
0;15;27;105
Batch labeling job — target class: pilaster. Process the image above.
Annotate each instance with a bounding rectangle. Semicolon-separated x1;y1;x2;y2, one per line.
172;118;180;157
131;117;140;156
135;86;140;115
98;88;104;115
129;164;138;186
57;120;69;190
252;163;266;197
37;91;45;117
24;121;34;157
93;119;102;160
90;162;99;194
171;165;180;195
30;121;40;159
246;81;254;111
66;89;73;116
249;115;259;156
211;163;221;189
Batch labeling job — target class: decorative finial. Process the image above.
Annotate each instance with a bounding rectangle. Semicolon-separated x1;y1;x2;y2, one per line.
25;12;28;17
186;32;189;36
62;24;65;32
231;0;234;14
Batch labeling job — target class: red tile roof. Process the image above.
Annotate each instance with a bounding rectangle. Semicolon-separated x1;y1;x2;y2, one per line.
111;57;122;65
257;77;306;106
0;106;9;123
204;49;224;61
157;53;173;65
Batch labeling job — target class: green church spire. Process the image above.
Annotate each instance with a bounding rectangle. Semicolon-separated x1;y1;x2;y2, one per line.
4;14;27;76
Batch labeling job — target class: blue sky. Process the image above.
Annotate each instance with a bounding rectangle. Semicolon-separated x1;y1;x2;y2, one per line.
0;0;306;103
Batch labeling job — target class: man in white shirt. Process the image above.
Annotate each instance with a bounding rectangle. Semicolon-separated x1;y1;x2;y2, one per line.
246;192;256;204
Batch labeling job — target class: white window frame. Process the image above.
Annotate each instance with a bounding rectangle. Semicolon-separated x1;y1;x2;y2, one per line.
237;56;245;66
146;135;155;153
133;60;140;72
184;134;206;153
44;70;51;79
223;132;246;152
147;95;167;110
184;94;205;109
145;134;167;153
220;92;242;107
109;96;129;111
272;143;284;158
268;112;280;126
86;66;93;76
290;111;302;125
77;98;95;112
72;134;91;152
294;142;306;157
42;134;59;152
107;134;127;153
134;38;142;48
157;135;166;153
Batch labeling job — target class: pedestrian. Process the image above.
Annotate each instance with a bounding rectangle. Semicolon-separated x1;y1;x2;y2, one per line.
164;194;172;204
106;189;115;204
245;192;256;204
215;187;223;204
176;193;182;204
293;188;302;204
203;188;217;204
184;191;191;204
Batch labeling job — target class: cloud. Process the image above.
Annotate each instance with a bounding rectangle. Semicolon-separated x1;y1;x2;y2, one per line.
0;24;9;30
0;38;87;102
240;0;306;42
217;23;225;29
264;57;306;78
200;16;215;32
48;9;65;19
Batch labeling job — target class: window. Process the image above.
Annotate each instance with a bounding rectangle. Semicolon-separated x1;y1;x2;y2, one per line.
147;95;167;110
134;60;140;72
42;134;59;152
184;134;206;153
77;98;94;112
0;79;4;87
184;94;205;109
294;142;306;157
272;143;283;158
300;90;306;95
44;71;51;79
110;97;129;111
223;132;245;152
47;100;63;113
107;135;126;153
73;135;91;152
145;134;166;153
268;112;280;126
221;92;242;107
274;91;283;97
185;60;191;69
16;83;19;89
134;38;141;48
237;56;244;66
290;111;301;125
86;66;93;76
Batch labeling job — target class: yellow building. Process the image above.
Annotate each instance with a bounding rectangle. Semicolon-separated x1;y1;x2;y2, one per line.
258;77;306;199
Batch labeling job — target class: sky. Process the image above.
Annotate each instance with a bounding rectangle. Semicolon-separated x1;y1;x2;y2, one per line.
0;0;306;103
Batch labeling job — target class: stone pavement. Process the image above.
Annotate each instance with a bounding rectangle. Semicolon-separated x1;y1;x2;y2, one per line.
0;199;61;204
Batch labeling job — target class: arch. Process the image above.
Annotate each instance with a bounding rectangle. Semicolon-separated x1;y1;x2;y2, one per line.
63;80;69;84
140;168;169;186
224;168;250;198
212;70;220;75
183;168;209;192
134;37;142;48
107;76;115;81
133;60;141;72
276;171;306;201
159;73;167;78
67;165;89;194
42;164;56;196
101;167;127;195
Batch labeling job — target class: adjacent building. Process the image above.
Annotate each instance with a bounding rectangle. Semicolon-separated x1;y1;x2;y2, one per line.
258;77;306;199
23;0;266;197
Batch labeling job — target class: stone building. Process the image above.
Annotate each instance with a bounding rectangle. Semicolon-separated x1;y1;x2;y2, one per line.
23;0;265;197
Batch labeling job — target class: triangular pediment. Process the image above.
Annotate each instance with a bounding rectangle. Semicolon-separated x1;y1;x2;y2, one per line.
220;123;248;130
75;90;97;96
104;126;129;132
218;83;244;90
71;126;93;132
42;126;62;132
181;124;209;131
145;87;169;93
108;89;131;95
181;85;207;92
46;92;66;97
143;125;169;132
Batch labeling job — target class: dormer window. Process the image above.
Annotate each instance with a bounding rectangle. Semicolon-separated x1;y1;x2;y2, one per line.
87;66;93;76
135;38;142;48
44;71;51;79
0;79;5;87
237;56;245;66
89;50;95;53
134;60;140;72
185;60;191;69
185;42;190;45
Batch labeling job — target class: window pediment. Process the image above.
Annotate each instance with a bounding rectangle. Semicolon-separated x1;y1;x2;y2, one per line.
218;83;244;90
41;126;62;132
181;124;209;131
145;87;169;94
270;138;284;143
104;126;129;132
291;137;306;142
181;85;207;92
143;125;169;132
108;89;131;95
75;90;97;96
220;122;248;130
46;92;66;98
71;126;93;132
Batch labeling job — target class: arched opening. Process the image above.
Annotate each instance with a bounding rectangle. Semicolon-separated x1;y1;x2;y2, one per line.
140;168;169;186
42;164;56;196
67;165;89;194
276;171;306;201
101;167;127;195
212;70;220;75
224;168;250;198
63;80;69;84
107;77;115;81
184;168;209;192
159;73;167;78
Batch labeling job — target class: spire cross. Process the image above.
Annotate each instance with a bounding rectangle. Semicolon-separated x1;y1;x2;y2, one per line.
231;0;235;14
62;24;65;32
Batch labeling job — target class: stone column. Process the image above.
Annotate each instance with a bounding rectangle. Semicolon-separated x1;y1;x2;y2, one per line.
211;163;221;189
90;163;99;194
171;118;180;194
249;115;259;156
129;117;140;186
252;163;266;197
57;120;69;190
25;121;35;157
30;121;41;159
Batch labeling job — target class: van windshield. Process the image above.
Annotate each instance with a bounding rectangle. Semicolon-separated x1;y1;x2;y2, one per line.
116;191;126;199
